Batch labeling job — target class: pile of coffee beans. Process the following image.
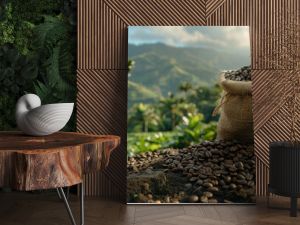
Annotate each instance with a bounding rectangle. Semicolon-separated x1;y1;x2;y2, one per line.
127;140;255;203
224;66;251;81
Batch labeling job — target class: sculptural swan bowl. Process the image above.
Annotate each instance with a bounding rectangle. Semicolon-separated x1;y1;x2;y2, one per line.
16;94;74;136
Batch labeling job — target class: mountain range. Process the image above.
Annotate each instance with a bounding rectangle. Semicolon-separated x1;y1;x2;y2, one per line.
128;43;250;106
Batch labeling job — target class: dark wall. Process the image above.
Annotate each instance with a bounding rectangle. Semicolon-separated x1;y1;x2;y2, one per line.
0;0;77;131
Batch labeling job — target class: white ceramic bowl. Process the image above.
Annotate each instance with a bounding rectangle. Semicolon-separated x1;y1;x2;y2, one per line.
16;94;74;136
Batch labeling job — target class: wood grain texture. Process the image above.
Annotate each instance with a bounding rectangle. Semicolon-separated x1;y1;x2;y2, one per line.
77;0;128;69
0;132;119;191
104;0;206;26
77;0;300;199
207;0;300;70
77;69;127;200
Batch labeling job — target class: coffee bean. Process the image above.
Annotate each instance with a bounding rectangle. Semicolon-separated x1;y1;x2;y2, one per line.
229;184;237;189
203;191;213;198
224;66;251;81
200;195;209;203
224;176;231;183
196;179;203;185
237;179;247;185
203;182;213;188
185;183;193;189
127;140;255;203
147;194;153;199
190;177;198;182
208;187;219;192
219;180;226;186
237;174;246;180
188;195;199;203
236;162;244;170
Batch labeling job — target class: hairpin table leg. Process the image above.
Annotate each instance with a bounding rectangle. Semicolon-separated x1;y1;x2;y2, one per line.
57;183;84;225
80;182;84;225
57;187;70;200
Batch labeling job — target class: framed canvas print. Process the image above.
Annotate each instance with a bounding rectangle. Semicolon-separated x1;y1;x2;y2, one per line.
127;26;254;204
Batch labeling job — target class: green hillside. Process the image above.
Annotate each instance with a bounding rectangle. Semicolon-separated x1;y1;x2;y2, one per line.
128;81;160;107
128;43;250;104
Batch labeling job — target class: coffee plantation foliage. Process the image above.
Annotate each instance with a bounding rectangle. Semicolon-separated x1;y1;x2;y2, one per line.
0;0;76;131
128;82;221;155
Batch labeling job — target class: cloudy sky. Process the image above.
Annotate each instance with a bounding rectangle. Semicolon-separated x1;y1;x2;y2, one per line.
128;26;250;51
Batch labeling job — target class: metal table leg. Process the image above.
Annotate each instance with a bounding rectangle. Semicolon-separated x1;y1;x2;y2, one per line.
57;183;84;225
57;187;70;200
80;183;84;225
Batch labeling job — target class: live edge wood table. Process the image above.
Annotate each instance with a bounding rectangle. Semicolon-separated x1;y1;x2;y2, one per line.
0;131;120;225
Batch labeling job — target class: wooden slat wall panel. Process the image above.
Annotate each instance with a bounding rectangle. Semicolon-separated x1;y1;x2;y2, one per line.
77;0;300;200
252;70;293;131
77;69;127;201
207;0;252;25
77;0;206;200
206;0;226;18
250;0;300;70
206;0;300;197
77;0;128;69
83;172;124;199
207;0;300;70
255;104;293;166
104;0;206;26
256;159;269;196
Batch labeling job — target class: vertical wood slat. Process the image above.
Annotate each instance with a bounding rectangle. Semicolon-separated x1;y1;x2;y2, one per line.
256;158;269;196
77;0;128;70
77;0;300;200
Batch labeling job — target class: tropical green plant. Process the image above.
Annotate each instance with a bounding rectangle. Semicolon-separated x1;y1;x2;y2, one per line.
128;59;135;73
61;0;77;26
0;44;38;130
8;0;62;24
31;15;76;131
0;1;77;132
32;15;76;103
0;3;35;54
174;113;217;148
0;95;17;130
187;84;221;122
178;81;193;98
159;94;198;131
128;103;161;132
127;132;176;155
171;102;198;124
0;44;37;95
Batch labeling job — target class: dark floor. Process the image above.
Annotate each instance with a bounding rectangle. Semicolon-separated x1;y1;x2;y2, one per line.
0;192;299;225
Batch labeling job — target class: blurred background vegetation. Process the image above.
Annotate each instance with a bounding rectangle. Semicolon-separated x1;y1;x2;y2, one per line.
0;0;76;131
128;59;221;155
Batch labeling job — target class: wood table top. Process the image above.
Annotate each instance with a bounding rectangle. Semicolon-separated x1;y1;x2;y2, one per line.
0;131;120;191
0;131;120;152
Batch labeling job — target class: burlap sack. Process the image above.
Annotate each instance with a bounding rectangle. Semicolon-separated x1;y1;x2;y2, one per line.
214;73;253;144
